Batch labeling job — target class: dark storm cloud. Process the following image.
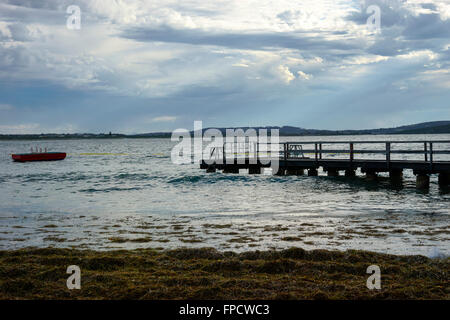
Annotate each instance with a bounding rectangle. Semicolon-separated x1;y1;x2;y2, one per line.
346;0;408;28
402;13;450;40
0;0;67;23
120;26;360;52
344;0;450;59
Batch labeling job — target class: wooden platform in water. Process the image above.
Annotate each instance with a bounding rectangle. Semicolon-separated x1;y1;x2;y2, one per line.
200;140;450;187
201;158;450;174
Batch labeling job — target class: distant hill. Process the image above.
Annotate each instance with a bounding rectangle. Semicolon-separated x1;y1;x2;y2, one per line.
195;121;450;136
1;121;449;140
395;123;450;134
276;121;450;136
391;121;450;131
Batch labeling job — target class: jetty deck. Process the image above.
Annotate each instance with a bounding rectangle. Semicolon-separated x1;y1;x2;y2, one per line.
200;140;450;188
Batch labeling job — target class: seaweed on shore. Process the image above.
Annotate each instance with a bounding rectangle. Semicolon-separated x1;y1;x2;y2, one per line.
0;247;448;300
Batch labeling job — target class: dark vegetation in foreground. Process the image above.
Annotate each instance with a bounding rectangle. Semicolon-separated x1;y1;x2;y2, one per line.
0;247;448;300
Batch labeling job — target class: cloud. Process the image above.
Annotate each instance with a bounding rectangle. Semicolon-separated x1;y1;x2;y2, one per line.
0;22;12;38
0;0;449;132
120;26;360;52
348;0;450;57
232;63;249;68
0;122;78;134
0;104;13;111
150;116;177;123
0;123;40;134
277;65;295;84
297;71;312;80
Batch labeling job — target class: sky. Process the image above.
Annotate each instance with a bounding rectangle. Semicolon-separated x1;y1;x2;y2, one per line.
0;0;449;134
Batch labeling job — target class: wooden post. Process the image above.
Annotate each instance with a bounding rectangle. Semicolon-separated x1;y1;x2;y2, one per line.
389;169;403;182
424;142;428;162
350;143;354;163
366;170;377;180
224;166;239;174
286;169;303;175
319;143;322;160
386;142;391;170
327;169;339;177
345;169;355;177
256;142;259;162
249;166;261;174
315;143;318;162
438;172;450;187
416;173;430;189
429;142;433;170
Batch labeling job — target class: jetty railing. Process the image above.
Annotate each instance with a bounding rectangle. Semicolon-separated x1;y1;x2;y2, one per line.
208;140;450;166
204;140;450;188
284;140;450;163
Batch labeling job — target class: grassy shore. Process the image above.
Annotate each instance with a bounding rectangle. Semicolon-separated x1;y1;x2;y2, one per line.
0;247;448;300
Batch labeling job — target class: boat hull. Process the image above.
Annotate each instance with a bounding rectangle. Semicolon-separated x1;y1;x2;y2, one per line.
12;153;67;162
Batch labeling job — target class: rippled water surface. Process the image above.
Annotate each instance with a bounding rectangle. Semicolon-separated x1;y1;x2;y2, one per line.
0;135;449;256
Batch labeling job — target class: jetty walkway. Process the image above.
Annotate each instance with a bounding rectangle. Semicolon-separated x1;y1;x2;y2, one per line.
200;140;450;189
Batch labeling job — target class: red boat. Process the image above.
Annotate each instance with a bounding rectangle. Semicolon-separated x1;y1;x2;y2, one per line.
12;152;67;162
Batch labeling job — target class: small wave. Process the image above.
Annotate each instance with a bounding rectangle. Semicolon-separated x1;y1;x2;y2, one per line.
168;174;254;184
146;154;170;159
79;187;142;193
168;175;203;184
20;172;92;183
114;173;151;181
59;173;92;182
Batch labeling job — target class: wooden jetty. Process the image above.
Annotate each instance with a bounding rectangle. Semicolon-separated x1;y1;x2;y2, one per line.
200;140;450;189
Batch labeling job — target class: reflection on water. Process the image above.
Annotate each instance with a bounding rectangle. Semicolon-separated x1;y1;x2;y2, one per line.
0;134;449;256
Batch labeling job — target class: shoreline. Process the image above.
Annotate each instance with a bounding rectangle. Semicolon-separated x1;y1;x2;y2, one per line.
2;210;449;257
2;132;450;141
1;247;448;300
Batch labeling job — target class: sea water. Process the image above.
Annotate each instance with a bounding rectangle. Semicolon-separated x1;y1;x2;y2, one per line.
0;134;448;256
